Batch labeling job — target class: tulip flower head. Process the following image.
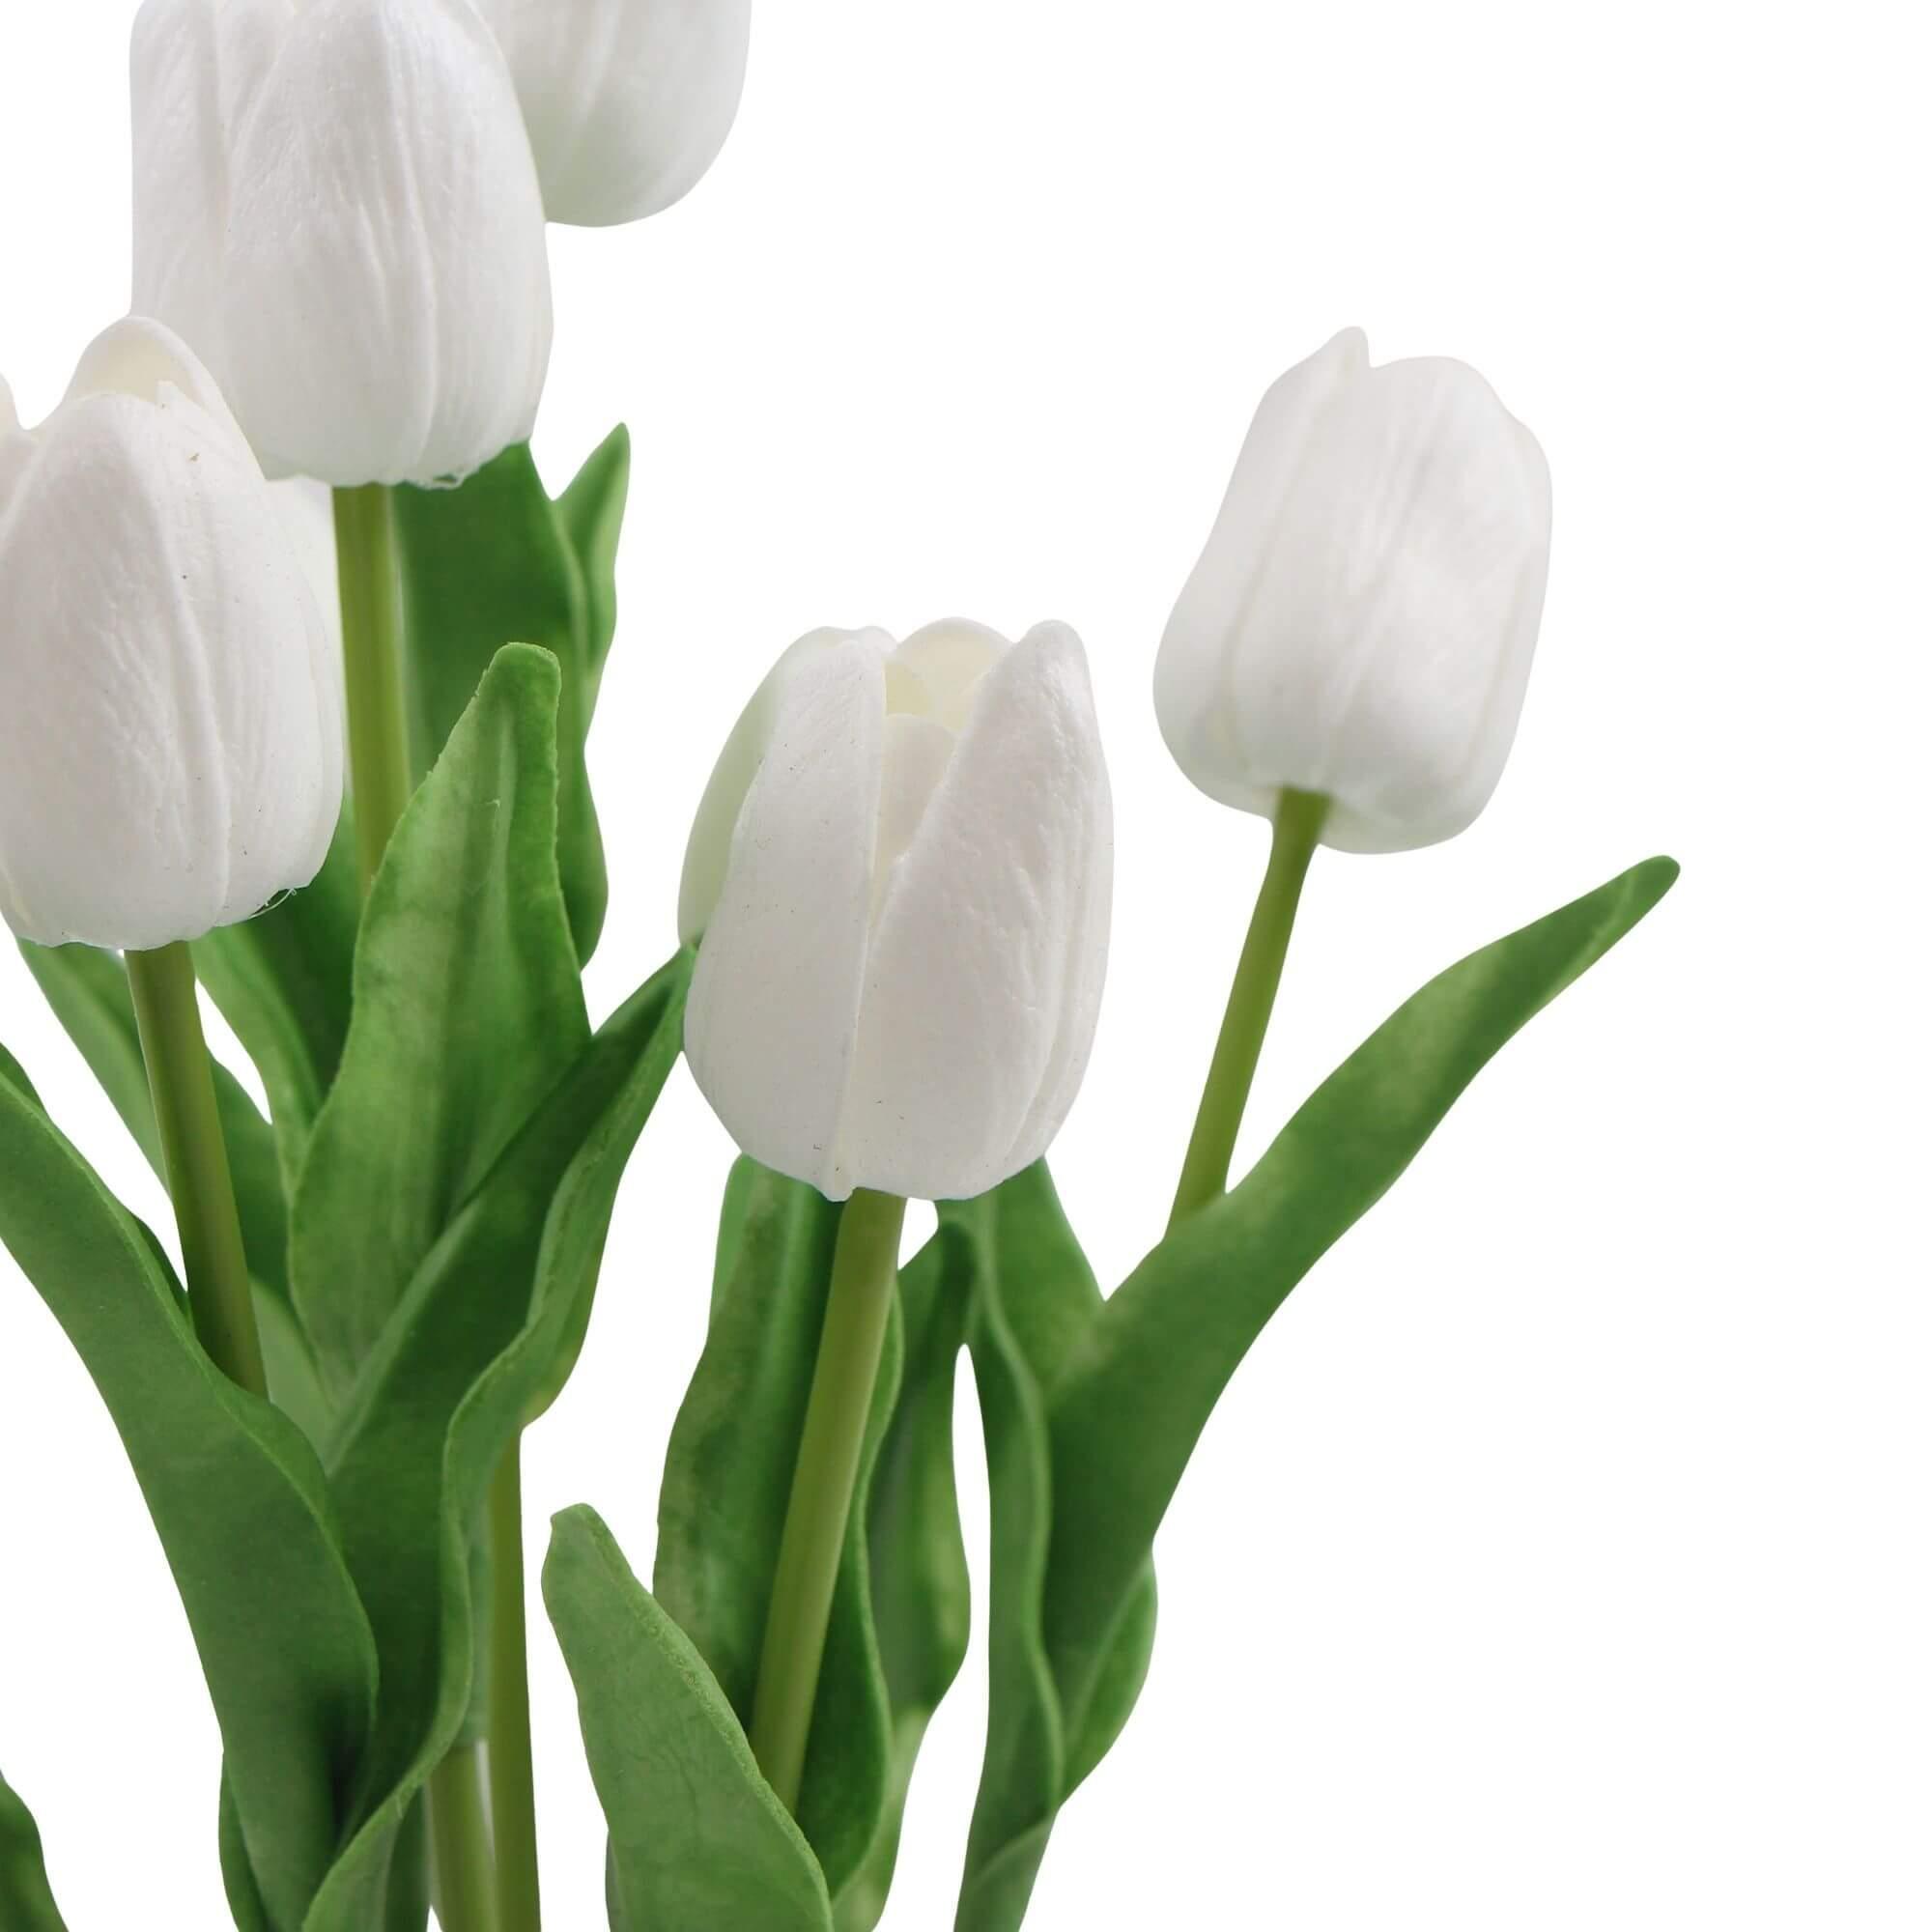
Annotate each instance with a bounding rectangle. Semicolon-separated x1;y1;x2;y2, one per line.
130;0;554;487
0;319;342;952
472;0;754;227
1155;327;1552;852
681;621;1113;1203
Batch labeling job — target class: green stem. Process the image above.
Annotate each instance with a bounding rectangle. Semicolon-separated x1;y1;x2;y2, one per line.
489;1439;540;1932
750;1189;908;1809
338;482;499;1923
1168;786;1328;1229
332;483;412;895
125;942;267;1397
428;1744;497;1932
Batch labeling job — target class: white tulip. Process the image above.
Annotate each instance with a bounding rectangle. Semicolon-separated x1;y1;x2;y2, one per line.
130;0;554;487
0;319;342;952
472;0;753;227
681;621;1113;1204
1155;327;1552;853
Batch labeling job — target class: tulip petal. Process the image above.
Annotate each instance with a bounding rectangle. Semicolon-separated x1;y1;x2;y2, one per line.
135;0;553;485
677;629;889;945
475;0;753;227
0;330;339;951
892;618;1009;731
1154;327;1367;816
684;637;888;1200
130;0;292;388
837;623;1111;1201
0;378;27;524
65;315;251;452
1228;355;1551;850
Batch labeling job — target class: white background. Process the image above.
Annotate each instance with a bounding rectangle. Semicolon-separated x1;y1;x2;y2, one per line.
3;2;1928;1925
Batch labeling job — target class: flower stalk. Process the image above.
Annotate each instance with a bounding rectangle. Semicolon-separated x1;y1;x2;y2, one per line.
333;483;413;894
428;1744;497;1932
126;942;267;1397
1169;787;1327;1229
489;1439;541;1931
750;1188;908;1808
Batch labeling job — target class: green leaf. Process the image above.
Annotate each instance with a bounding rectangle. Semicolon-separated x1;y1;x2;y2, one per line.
290;645;589;1397
219;1780;277;1932
194;808;360;1187
17;939;327;1435
1062;1569;1155;1797
953;860;1675;1929
836;1223;975;1932
0;1055;378;1932
657;1166;977;1919
546;1506;835;1932
391;435;626;964
653;1161;898;1899
0;1769;67;1931
555;424;631;697
303;954;690;1929
1041;856;1680;1729
655;1163;843;1715
952;1167;1153;1932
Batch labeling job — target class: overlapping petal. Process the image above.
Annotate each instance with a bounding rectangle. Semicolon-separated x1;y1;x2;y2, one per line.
0;320;340;949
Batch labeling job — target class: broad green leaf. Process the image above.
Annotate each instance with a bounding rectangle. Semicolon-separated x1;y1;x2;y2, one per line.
0;1769;67;1931
955;861;1675;1929
194;809;360;1186
1063;1570;1156;1797
835;1224;975;1932
304;955;690;1929
0;1055;378;1932
220;1780;276;1932
17;939;327;1435
391;436;624;963
655;1162;842;1715
952;1168;1154;1932
1041;856;1680;1729
653;1162;898;1899
546;1506;835;1932
291;645;588;1397
555;424;631;696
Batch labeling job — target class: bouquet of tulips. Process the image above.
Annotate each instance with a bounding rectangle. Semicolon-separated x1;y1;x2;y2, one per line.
0;4;1675;1929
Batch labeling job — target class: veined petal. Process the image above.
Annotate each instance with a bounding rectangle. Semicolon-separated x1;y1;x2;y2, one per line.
0;378;27;525
677;627;890;943
476;0;753;227
65;315;252;454
996;633;1114;1176
1154;327;1366;815
152;0;553;484
683;636;887;1199
837;621;1110;1201
0;377;338;949
1228;355;1551;849
129;0;292;382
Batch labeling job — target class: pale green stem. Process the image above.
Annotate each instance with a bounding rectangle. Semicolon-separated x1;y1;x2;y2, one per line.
750;1189;909;1809
489;1440;541;1931
1169;787;1328;1229
332;483;412;895
428;1745;497;1932
126;942;267;1397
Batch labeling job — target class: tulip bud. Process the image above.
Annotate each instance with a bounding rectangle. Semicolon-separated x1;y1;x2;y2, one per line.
130;0;554;487
682;621;1113;1203
0;319;342;952
472;0;753;227
1155;327;1552;853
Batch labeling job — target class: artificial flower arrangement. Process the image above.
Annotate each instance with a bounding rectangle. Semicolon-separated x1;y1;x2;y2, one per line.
0;3;1675;1929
